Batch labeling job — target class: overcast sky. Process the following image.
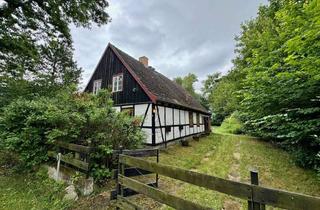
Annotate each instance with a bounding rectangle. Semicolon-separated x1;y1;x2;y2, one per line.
71;0;268;91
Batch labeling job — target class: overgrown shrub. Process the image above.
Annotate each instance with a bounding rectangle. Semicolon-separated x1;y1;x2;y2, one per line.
244;107;320;170
0;89;144;180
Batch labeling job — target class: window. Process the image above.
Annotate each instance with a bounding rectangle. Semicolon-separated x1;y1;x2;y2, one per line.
196;113;200;127
189;111;193;127
121;107;134;116
112;74;123;92
93;79;102;94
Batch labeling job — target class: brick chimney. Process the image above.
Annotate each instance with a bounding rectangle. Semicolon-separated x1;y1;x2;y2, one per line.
139;56;148;67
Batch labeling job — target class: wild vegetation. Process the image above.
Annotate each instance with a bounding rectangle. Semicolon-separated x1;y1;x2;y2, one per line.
0;0;145;182
202;0;320;173
0;159;71;210
213;112;244;135
0;89;144;180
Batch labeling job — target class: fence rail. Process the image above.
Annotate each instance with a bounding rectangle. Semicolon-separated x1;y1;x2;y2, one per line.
118;154;320;210
47;141;160;176
113;148;158;157
48;150;89;171
47;141;92;172
52;141;92;154
119;174;212;210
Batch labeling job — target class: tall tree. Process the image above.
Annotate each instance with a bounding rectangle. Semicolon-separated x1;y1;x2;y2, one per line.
174;73;210;109
202;72;240;124
202;72;221;99
233;0;320;170
0;0;110;106
174;73;198;97
204;0;320;171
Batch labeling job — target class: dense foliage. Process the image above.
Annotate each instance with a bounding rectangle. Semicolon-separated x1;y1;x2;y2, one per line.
0;90;144;180
202;72;243;125
174;73;209;109
205;0;320;171
0;0;110;107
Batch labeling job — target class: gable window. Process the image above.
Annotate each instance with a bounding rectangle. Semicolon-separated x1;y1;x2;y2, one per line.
196;113;200;127
112;74;123;92
189;111;193;127
93;79;102;94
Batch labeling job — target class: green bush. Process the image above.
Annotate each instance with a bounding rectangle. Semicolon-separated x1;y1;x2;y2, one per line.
244;107;320;170
0;89;144;180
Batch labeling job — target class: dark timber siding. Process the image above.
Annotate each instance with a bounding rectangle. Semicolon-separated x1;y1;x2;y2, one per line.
84;48;151;105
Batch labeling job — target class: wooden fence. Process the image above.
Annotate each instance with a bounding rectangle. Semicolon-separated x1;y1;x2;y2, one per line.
47;141;92;173
47;141;159;179
116;154;320;210
111;148;159;200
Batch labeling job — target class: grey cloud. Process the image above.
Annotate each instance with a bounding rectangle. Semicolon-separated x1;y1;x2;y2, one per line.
71;0;268;90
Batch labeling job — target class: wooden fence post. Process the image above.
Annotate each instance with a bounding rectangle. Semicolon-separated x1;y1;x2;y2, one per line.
156;149;159;187
248;170;265;210
116;146;123;210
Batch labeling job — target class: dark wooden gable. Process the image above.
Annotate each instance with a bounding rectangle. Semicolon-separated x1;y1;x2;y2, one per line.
84;47;151;105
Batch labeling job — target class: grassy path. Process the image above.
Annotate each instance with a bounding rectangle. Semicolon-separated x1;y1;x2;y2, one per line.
138;133;320;210
159;134;238;209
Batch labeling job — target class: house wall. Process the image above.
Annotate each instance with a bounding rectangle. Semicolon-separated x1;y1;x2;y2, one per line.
85;47;151;105
154;104;209;145
113;103;210;145
114;103;153;144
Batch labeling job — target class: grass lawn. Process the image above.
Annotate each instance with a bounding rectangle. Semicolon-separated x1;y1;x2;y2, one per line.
0;152;71;210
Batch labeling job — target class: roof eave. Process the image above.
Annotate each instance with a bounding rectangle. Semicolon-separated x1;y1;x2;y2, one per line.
156;99;211;115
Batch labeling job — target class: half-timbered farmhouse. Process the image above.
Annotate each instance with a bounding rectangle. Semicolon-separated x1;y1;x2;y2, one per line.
85;43;211;146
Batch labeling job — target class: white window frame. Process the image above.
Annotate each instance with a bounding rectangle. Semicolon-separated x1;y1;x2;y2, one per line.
93;79;102;94
112;74;123;92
